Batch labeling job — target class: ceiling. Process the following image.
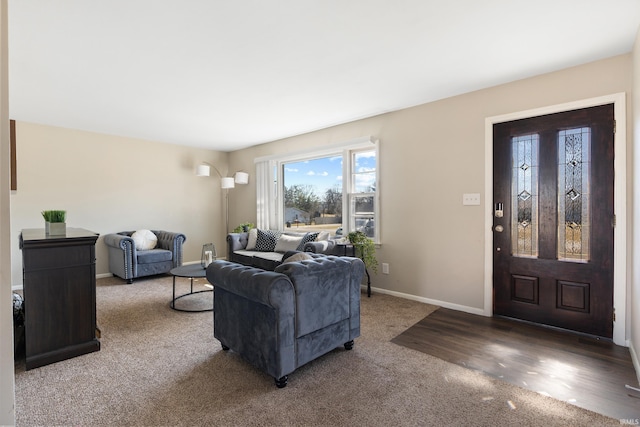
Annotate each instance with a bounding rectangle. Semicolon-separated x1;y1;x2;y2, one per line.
8;1;640;152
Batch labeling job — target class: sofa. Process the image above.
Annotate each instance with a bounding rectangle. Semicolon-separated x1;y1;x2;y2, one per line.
227;229;336;270
104;230;186;283
206;253;365;387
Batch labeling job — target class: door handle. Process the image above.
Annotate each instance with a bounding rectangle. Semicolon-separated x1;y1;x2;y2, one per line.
494;225;504;233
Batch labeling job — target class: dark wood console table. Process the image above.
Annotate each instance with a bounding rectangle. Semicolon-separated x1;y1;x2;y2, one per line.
20;228;100;370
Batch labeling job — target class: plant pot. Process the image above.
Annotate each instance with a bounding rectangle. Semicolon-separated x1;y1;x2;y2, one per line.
45;222;66;236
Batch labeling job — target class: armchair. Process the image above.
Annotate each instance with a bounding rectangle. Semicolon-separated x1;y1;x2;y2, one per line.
104;230;186;283
206;254;365;387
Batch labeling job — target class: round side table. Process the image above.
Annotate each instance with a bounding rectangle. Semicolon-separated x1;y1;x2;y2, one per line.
170;264;212;312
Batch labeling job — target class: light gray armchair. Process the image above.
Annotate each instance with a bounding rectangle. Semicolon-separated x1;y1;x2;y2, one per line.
104;230;186;283
206;254;364;388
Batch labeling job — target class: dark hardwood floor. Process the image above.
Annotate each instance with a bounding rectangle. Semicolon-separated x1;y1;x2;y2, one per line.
391;308;640;420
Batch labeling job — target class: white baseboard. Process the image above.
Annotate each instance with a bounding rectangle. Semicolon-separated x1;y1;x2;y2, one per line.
364;285;485;316
629;339;640;386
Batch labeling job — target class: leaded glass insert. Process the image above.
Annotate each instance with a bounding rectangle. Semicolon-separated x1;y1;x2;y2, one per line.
511;134;539;258
558;127;590;261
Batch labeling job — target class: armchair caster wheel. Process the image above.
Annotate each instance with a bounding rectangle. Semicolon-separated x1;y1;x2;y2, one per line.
344;340;354;350
126;279;133;284
221;344;230;351
275;376;288;388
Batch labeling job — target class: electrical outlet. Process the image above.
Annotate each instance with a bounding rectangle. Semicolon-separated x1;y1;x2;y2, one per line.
462;193;481;206
382;263;389;274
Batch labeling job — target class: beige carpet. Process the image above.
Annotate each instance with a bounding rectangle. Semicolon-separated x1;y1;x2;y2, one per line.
14;275;618;426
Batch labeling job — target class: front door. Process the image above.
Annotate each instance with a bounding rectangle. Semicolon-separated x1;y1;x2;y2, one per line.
493;104;614;338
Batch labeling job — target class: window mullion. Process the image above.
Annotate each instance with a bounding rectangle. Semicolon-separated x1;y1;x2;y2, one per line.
342;148;351;234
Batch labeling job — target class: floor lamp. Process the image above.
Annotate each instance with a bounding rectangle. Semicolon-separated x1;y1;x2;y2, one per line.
196;163;249;233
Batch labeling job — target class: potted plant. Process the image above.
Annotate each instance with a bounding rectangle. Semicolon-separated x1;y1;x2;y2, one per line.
347;230;378;273
232;222;255;233
42;210;67;236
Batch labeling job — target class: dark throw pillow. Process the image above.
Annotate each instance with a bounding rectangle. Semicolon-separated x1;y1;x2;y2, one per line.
255;229;282;252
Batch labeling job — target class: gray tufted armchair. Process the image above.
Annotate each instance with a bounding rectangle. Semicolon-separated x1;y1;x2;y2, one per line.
104;230;186;283
206;254;364;388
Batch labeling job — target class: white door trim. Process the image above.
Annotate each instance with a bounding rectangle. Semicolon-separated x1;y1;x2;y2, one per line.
484;93;627;346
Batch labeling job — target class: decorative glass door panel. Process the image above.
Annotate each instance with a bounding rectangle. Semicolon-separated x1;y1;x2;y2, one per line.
511;134;539;258
558;127;591;262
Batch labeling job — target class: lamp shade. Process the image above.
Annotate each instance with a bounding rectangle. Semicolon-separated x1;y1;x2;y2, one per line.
196;164;211;177
221;177;235;189
234;171;249;184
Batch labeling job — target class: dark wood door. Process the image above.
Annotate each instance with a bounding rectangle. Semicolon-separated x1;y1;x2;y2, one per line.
493;104;614;338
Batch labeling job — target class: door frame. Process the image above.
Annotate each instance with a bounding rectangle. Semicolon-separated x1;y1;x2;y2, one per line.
484;93;627;346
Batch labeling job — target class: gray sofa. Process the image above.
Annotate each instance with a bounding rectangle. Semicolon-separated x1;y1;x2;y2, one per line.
206;254;365;387
104;230;186;283
227;230;338;270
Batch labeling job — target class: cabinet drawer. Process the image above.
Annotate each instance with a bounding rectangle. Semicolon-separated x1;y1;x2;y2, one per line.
23;244;94;270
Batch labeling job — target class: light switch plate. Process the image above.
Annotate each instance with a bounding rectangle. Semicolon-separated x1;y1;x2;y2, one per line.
463;193;481;206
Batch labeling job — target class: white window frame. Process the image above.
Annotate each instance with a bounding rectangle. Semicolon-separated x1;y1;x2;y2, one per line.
345;147;380;244
254;137;380;243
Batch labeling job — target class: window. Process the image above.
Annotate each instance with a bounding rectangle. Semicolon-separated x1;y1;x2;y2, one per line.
255;137;379;243
282;155;342;233
348;149;377;241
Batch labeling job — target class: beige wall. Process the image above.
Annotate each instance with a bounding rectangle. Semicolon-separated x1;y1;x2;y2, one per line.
10;122;229;286
229;54;633;314
632;27;640;378
1;33;637;420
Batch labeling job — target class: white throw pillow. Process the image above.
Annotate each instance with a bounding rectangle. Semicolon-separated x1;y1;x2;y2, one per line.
274;234;304;253
316;231;331;241
131;229;157;250
245;228;258;250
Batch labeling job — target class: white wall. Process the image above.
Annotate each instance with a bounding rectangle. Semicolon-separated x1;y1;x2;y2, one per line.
229;54;634;317
10;122;229;286
0;0;15;424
